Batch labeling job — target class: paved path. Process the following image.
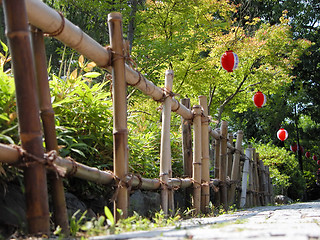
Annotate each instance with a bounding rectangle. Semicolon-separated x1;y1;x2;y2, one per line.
92;201;320;240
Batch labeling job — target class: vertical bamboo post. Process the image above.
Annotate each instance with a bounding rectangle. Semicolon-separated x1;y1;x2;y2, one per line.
263;166;270;205
227;133;233;178
213;130;221;206
3;0;50;234
248;158;253;207
108;12;128;220
259;159;266;206
30;26;69;234
266;166;273;204
192;105;202;215
214;130;220;179
254;152;261;206
160;70;173;215
240;148;251;208
228;130;243;206
251;148;257;206
181;98;192;208
219;121;228;210
199;96;210;213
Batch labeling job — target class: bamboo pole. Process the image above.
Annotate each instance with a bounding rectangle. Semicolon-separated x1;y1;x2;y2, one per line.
227;133;233;178
192;105;202;215
258;159;266;206
0;143;195;191
240;149;250;208
31;26;69;235
181;99;193;178
213;130;220;179
199;96;210;213
181;98;193;209
253;152;260;206
23;0;194;120
108;12;128;221
25;0;110;67
219;121;228;210
248;159;253;207
3;0;50;234
228;130;243;206
266;166;273;204
213;129;220;206
160;70;174;215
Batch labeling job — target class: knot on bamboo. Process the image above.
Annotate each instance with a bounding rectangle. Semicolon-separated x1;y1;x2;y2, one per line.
11;145;66;177
111;173;134;202
44;11;65;37
160;179;180;191
104;41;137;68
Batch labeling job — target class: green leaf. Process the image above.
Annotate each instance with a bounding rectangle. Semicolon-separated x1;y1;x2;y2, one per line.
83;72;101;78
0;114;9;122
104;206;115;226
70;148;86;158
0;134;14;144
0;40;8;53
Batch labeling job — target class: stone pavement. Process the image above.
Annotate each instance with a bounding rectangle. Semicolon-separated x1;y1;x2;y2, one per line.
91;201;320;240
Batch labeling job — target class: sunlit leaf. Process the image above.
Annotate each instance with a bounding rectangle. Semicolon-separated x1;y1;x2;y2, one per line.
83;72;101;78
78;55;84;68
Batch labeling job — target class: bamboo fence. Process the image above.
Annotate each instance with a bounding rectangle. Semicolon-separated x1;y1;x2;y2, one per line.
0;0;274;236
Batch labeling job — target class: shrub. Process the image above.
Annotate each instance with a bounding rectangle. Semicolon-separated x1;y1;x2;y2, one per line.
254;142;306;200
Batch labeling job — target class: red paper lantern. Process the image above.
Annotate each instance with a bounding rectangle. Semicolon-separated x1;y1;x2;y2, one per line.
277;128;288;141
313;155;317;161
290;142;297;152
305;151;311;158
253;91;267;108
317;160;320;165
221;50;239;72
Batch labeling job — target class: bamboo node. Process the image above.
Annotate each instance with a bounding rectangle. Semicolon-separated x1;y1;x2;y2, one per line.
44;11;65;37
128;70;143;87
193;162;202;166
65;157;78;177
132;174;143;190
172;100;181;113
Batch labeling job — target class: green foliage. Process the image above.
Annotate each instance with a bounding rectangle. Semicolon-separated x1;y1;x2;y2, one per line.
0;40;18;145
254;142;306;199
49;57;113;168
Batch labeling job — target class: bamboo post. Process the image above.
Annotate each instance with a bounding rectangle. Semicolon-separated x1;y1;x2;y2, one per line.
219;121;228;210
228;130;243;206
240;148;250;208
212;136;220;207
248;158;253;207
181;98;192;208
254;152;261;206
251;148;257;206
160;70;174;215
227;133;233;178
214;130;220;179
266;166;273;204
3;0;50;234
31;26;69;235
192;105;202;215
259;159;266;206
263;164;269;205
108;12;128;220
199;96;210;213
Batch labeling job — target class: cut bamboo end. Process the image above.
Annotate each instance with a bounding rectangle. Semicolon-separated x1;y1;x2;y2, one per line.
108;12;122;21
